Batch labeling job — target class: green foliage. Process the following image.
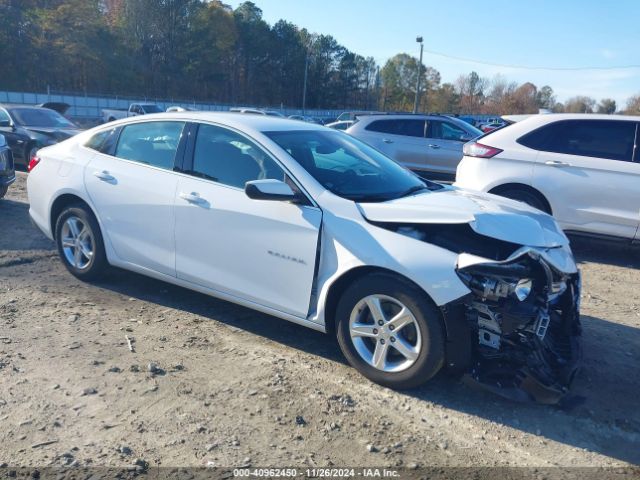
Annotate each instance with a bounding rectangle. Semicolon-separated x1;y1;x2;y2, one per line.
0;1;635;114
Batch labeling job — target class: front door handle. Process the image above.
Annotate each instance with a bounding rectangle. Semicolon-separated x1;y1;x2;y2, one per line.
382;138;394;144
93;170;115;181
545;160;571;167
179;192;206;204
428;144;441;149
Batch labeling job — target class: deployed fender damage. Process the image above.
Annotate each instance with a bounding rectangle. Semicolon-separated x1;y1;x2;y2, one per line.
356;189;581;405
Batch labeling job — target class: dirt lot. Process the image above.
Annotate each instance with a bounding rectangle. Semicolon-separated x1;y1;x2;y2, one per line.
1;172;639;471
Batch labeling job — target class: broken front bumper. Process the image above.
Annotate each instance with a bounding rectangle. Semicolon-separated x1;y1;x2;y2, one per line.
442;247;582;405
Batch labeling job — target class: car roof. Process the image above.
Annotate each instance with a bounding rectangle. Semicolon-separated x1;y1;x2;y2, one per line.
95;111;326;133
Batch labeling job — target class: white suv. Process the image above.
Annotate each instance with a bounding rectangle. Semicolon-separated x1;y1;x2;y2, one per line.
346;114;482;180
455;114;640;241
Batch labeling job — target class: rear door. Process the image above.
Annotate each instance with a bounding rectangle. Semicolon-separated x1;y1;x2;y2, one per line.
84;120;187;275
357;119;429;170
529;119;640;239
173;122;322;318
425;119;470;176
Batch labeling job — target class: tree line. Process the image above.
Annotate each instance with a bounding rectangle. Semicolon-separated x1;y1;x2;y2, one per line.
1;0;639;115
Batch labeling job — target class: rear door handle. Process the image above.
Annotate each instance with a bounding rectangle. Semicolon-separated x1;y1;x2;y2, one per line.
545;160;571;167
428;144;441;149
382;138;394;144
179;192;206;204
93;170;115;181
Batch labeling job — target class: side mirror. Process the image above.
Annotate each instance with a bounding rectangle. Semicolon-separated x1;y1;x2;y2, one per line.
245;179;297;202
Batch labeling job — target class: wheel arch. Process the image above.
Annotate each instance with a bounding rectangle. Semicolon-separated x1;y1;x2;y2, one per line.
322;266;444;336
50;193;100;240
488;182;552;215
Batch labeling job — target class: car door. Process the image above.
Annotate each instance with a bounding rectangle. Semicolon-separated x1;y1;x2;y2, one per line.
530;119;640;239
424;120;470;176
173;122;322;318
358;119;429;170
84;120;187;276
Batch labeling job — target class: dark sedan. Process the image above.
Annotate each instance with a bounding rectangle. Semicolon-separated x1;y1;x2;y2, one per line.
0;104;82;167
0;134;15;199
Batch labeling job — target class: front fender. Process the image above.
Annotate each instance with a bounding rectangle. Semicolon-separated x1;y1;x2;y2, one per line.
311;211;471;327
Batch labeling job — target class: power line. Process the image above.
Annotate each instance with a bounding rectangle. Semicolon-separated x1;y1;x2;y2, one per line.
423;49;640;71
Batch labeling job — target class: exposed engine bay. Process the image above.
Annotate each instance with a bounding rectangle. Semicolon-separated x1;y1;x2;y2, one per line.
455;249;581;405
376;222;582;405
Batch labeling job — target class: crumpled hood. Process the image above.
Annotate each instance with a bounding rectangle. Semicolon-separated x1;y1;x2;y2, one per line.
357;186;568;248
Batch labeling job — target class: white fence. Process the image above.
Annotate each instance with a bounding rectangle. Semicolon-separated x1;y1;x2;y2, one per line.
0;89;345;121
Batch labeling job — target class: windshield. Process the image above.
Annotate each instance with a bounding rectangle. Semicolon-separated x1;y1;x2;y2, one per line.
10;108;76;128
141;105;162;114
265;130;438;202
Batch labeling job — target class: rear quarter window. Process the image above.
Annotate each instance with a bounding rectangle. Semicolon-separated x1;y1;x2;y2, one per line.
517;120;636;162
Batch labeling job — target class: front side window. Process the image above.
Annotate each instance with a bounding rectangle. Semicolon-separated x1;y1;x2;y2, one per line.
265;130;438;202
115;121;185;169
519;120;636;161
9;108;75;128
191;124;285;188
429;121;468;141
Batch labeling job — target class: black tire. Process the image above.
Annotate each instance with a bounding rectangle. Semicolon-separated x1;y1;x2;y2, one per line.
494;187;550;214
0;185;7;199
335;273;445;389
55;204;108;281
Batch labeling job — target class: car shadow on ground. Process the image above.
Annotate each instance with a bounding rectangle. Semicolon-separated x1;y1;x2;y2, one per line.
0;199;54;252
94;267;640;466
570;235;640;269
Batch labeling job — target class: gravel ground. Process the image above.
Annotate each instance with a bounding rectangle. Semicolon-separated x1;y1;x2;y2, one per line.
1;172;639;471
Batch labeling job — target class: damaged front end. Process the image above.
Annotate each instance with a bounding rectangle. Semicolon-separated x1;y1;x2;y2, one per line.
452;247;582;405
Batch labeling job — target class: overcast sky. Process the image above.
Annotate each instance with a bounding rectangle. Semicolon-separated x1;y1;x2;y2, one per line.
227;0;640;107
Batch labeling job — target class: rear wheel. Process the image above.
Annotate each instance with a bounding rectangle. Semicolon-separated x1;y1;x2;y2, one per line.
493;187;550;214
55;204;107;280
335;273;445;389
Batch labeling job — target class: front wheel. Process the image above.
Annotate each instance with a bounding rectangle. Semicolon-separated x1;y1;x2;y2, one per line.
335;273;445;389
55;204;108;280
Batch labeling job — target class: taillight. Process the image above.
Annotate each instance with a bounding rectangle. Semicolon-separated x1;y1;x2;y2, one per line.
28;155;41;172
463;142;503;158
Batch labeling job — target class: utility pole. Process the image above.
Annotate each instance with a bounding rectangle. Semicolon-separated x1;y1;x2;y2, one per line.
413;36;424;114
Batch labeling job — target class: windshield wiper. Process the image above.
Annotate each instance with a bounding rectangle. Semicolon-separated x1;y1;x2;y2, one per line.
397;185;430;198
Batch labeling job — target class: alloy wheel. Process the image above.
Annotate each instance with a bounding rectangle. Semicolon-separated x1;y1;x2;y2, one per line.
60;216;95;270
349;294;422;372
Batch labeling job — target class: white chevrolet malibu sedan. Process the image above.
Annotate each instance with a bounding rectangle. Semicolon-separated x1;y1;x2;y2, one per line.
27;113;582;404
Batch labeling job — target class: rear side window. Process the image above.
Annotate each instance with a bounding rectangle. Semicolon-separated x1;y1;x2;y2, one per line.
518;120;636;161
115;121;185;169
365;119;425;138
84;127;119;155
190;123;285;188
